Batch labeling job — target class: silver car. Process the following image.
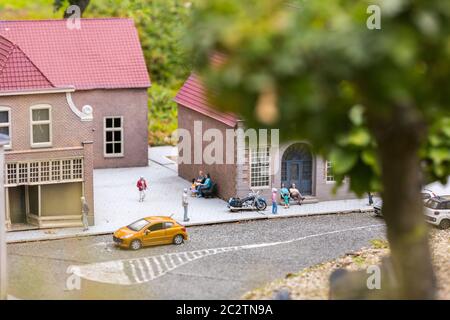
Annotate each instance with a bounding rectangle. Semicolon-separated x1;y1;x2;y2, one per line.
424;196;450;229
373;189;437;217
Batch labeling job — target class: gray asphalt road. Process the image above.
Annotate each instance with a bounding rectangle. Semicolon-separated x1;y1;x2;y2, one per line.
7;212;386;299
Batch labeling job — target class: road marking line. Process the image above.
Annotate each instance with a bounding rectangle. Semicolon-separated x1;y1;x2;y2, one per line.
89;241;115;247
153;256;163;275
166;254;176;269
135;259;149;282
68;224;384;286
159;255;169;270
184;252;193;261
173;253;184;264
128;260;144;284
143;258;155;280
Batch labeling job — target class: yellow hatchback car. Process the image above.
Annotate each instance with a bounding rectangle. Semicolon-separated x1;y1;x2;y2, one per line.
113;216;188;250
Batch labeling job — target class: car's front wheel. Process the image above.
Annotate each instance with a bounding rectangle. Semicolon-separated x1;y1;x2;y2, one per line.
173;234;184;245
439;219;450;230
130;240;142;250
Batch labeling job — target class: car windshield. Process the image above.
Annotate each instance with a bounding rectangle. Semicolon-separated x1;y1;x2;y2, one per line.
127;219;149;231
425;199;441;209
421;193;431;200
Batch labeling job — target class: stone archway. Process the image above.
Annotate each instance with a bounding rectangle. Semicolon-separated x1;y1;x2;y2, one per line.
281;143;313;195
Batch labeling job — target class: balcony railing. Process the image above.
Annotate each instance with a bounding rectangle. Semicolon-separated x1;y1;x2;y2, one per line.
5;157;83;187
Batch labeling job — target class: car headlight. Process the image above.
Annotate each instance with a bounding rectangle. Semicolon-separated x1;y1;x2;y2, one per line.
122;234;134;239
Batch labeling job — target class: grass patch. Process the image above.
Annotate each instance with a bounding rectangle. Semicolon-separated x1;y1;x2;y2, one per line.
351;255;366;266
370;239;389;249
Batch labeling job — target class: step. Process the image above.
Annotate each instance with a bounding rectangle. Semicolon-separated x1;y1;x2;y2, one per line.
286;196;318;205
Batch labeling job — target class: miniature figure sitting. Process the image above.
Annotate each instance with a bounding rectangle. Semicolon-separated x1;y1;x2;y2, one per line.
197;173;212;198
190;178;198;196
280;183;290;209
289;183;305;205
193;170;206;189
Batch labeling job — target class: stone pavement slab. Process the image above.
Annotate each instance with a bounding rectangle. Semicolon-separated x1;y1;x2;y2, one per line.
148;145;177;171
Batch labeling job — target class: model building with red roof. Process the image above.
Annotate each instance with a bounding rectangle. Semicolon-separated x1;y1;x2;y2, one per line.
0;18;150;230
175;72;356;202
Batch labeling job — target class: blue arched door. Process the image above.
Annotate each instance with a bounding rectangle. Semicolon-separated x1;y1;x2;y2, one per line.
281;144;313;195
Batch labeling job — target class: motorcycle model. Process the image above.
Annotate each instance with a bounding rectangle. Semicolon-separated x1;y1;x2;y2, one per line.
227;190;267;212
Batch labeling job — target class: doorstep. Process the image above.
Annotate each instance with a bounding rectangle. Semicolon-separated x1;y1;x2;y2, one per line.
7;223;39;232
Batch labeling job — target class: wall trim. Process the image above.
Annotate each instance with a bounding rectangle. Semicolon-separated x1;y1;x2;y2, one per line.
66;92;93;122
0;87;75;97
5;146;83;155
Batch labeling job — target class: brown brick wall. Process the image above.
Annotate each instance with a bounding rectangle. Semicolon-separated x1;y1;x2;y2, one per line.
0;93;93;150
70;89;149;169
177;105;237;200
0;92;95;221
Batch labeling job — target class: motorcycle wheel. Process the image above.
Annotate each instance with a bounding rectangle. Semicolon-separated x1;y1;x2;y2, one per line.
257;201;267;211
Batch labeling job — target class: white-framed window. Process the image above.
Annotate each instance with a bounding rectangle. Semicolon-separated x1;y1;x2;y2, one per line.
30;104;52;148
5;158;83;186
104;116;124;157
250;147;271;188
0;106;11;149
326;161;335;182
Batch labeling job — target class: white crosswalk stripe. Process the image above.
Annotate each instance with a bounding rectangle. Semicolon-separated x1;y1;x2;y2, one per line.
143;258;155;280
152;256;163;275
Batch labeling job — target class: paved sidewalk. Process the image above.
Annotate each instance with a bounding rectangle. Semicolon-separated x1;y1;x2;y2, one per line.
148;145;177;171
6;157;375;243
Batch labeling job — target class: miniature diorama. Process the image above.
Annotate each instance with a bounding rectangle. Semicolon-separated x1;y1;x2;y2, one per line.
0;0;448;309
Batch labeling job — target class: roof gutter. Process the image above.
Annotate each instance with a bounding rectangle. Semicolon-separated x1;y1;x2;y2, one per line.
0;86;75;97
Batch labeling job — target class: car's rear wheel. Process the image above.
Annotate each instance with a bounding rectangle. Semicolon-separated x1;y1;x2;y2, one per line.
439;219;450;230
173;234;184;245
130;240;142;250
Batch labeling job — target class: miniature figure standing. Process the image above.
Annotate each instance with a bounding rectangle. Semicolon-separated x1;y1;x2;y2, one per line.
367;192;374;206
81;196;89;231
182;188;190;222
137;176;148;202
271;188;278;214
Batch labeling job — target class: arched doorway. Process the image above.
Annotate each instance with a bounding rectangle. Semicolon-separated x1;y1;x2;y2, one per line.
281;143;313;195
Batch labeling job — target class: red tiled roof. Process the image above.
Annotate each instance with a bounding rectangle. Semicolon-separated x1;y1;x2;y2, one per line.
0;18;150;91
0;35;54;91
174;73;238;127
210;52;228;67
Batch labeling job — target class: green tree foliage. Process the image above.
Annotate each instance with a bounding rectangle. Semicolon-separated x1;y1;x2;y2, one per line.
85;0;193;145
53;0;90;17
83;0;192;88
0;1;59;19
186;0;450;298
9;0;194;145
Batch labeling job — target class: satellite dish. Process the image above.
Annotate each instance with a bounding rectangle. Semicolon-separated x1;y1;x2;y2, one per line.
82;105;93;115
